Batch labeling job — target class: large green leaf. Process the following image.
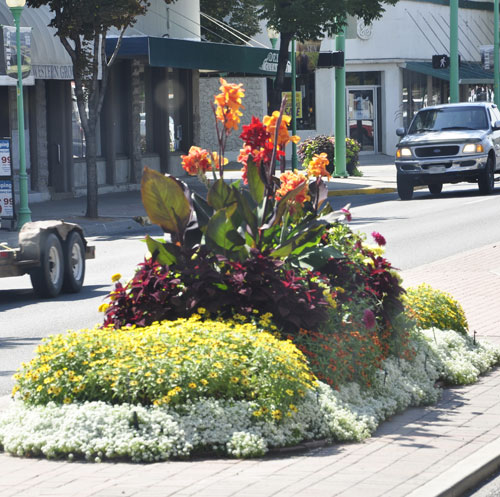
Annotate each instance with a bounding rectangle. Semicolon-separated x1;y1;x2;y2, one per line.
205;208;247;259
145;235;178;266
298;245;344;270
192;192;213;231
246;158;265;204
234;189;258;239
141;168;192;240
270;225;323;259
207;179;237;210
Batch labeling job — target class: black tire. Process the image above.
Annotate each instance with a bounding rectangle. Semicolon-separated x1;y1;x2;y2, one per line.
428;183;443;195
30;233;64;298
62;231;86;293
478;155;495;195
397;174;414;200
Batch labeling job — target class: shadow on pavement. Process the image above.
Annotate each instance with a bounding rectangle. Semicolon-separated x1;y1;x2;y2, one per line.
0;336;43;350
0;284;108;312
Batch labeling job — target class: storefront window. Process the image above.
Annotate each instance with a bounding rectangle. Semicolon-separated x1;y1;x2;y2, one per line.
267;72;316;130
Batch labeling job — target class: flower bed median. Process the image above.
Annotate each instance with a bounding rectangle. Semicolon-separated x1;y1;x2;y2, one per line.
1;80;499;462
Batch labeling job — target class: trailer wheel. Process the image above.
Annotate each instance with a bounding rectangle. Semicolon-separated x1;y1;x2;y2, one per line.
62;231;85;293
30;233;64;298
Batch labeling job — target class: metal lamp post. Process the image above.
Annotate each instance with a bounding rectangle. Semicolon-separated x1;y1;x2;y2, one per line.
6;0;31;229
267;26;279;50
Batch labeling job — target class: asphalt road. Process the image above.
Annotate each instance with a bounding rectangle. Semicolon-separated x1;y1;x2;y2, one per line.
330;183;500;270
0;232;161;396
2;183;500;398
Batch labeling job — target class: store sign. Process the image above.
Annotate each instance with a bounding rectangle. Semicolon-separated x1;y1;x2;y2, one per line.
0;26;32;79
480;45;493;71
0;139;14;222
0;140;11;176
281;91;303;119
0;180;14;218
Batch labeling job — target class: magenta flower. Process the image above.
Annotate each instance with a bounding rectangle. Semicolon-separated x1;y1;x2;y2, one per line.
371;231;386;246
341;207;352;222
362;309;376;329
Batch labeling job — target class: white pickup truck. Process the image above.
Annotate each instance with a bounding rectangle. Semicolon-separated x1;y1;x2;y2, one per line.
0;221;95;297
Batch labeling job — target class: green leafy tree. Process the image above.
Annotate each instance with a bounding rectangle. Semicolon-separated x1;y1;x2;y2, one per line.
26;0;176;218
258;0;399;110
200;0;261;45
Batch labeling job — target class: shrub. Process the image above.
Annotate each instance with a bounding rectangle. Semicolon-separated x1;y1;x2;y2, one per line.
298;135;361;175
321;223;406;329
403;284;468;335
13;316;318;421
103;250;330;335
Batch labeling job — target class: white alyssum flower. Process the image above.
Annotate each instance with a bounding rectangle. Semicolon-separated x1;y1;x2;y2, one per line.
1;328;498;462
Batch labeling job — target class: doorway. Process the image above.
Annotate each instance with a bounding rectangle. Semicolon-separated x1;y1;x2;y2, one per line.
346;86;377;153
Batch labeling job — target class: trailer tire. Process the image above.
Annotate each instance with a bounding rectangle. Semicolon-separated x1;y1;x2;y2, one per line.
62;231;85;293
30;233;64;298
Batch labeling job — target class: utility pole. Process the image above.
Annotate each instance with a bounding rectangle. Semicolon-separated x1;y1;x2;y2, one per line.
449;0;459;103
495;0;499;106
334;27;347;177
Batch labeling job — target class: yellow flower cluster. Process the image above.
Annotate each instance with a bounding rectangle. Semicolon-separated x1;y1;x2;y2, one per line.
13;316;318;419
403;283;468;335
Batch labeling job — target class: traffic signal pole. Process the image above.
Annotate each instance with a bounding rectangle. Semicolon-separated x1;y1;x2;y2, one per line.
449;0;459;103
334;27;347;177
495;0;499;106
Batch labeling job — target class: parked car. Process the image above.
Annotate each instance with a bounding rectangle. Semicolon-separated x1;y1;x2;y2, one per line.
394;102;500;200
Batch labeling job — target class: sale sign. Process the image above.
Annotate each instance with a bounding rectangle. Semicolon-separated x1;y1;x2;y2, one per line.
0;140;11;177
0;179;14;218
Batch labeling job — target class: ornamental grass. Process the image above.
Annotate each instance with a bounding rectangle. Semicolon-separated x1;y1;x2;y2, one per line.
13;316;317;421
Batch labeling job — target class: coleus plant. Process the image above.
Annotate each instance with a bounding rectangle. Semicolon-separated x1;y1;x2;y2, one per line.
141;78;349;271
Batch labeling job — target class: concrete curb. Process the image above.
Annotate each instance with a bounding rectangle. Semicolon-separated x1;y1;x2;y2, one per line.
407;438;500;497
327;187;397;196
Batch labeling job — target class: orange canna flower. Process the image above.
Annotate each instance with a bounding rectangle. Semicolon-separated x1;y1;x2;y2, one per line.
275;170;310;204
210;151;228;170
181;146;212;175
307;153;331;179
214;78;245;131
263;111;300;148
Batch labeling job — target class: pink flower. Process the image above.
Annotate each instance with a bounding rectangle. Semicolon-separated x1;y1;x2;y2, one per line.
362;309;376;329
371;231;386;246
341;207;352;222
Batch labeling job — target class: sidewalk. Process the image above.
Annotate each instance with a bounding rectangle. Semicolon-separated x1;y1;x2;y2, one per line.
2;155;500;496
1;154;398;242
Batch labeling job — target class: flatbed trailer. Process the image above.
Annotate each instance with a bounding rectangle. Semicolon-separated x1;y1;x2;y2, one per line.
0;220;95;297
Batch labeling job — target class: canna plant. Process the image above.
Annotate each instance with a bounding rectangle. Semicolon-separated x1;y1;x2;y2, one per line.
141;78;349;272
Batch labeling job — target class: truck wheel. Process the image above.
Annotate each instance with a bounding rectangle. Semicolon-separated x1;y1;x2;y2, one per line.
478;155;495;195
62;231;86;293
428;183;443;195
30;233;64;298
397;174;414;200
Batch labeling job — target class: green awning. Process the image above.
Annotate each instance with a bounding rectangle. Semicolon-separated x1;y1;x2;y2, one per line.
405;61;494;84
106;36;290;75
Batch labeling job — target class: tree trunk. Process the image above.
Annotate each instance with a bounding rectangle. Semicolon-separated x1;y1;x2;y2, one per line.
85;123;99;218
271;32;293;112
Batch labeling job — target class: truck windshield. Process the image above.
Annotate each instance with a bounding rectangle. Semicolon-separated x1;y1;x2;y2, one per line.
408;107;489;133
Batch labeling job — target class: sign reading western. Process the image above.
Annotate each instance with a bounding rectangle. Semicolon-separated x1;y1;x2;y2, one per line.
0;26;32;79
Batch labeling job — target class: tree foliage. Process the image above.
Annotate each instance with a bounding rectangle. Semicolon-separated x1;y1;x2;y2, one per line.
26;0;175;217
200;0;261;45
257;0;399;109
